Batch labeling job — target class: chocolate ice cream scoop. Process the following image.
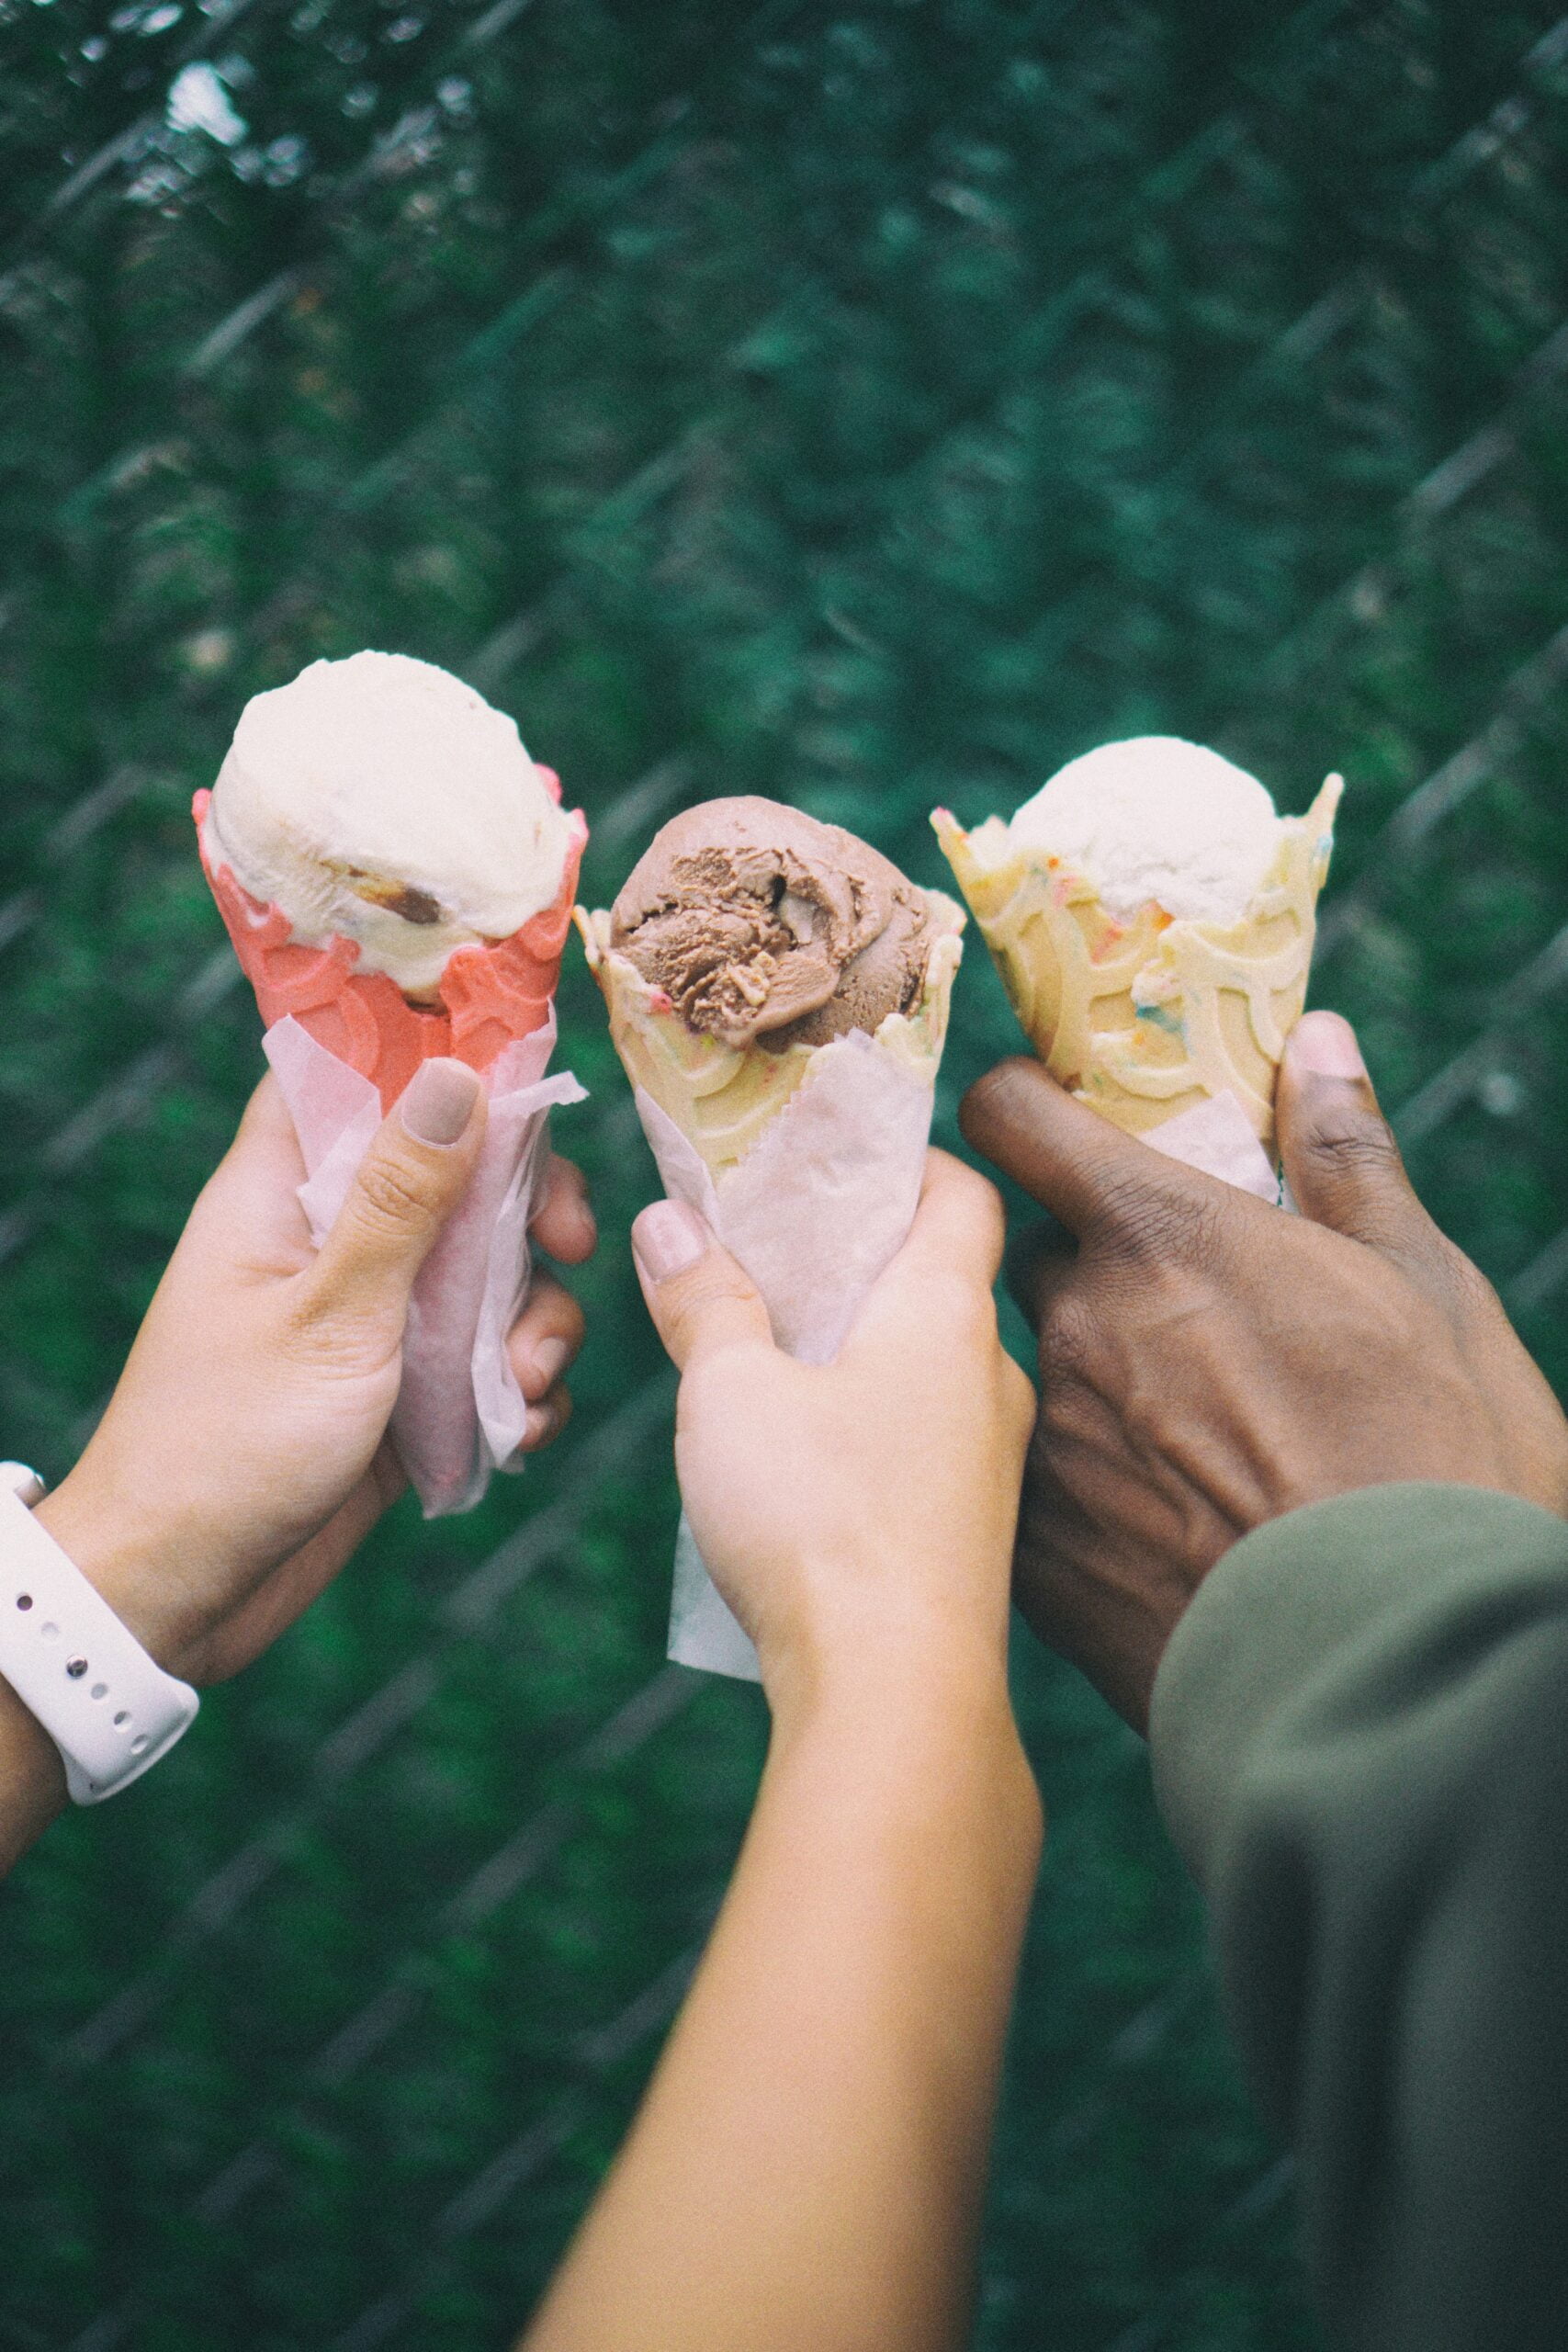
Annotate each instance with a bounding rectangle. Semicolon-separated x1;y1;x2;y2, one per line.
609;796;937;1051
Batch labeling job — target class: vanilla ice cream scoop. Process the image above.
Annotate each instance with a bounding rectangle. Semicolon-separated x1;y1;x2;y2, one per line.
1010;735;1280;927
932;739;1341;1163
203;650;572;999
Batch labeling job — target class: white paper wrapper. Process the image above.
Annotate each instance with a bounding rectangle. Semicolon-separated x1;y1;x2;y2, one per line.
633;1029;939;1684
263;1014;586;1518
1141;1087;1280;1203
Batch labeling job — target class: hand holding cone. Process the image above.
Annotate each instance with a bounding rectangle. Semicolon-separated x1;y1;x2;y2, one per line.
579;796;964;1679
197;652;588;1516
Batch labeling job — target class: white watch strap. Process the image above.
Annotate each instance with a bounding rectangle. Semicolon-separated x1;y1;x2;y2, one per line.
0;1464;198;1804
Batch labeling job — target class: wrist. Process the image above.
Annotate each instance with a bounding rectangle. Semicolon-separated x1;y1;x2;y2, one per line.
759;1560;1011;1726
766;1643;1043;1889
0;1466;197;1829
32;1469;195;1679
762;1585;1037;1825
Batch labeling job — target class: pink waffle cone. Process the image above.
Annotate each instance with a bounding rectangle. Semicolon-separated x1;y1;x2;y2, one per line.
194;771;586;1111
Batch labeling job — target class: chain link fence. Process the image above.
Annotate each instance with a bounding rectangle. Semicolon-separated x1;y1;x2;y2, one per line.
2;1;1566;2345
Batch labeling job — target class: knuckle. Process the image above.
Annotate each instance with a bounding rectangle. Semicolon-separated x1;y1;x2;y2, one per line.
1040;1290;1096;1385
1184;1189;1234;1261
1128;1385;1198;1465
1111;1182;1228;1272
1084;1166;1156;1238
353;1152;436;1235
1039;1380;1101;1465
668;1258;757;1321
1303;1101;1405;1188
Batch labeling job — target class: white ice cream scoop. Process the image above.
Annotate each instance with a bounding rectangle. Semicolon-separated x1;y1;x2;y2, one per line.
203;650;571;998
1010;735;1280;927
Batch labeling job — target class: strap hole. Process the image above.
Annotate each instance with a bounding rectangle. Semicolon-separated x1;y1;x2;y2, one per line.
16;1595;32;1611
90;1683;108;1701
66;1658;87;1679
130;1736;149;1756
39;1622;60;1642
112;1712;130;1728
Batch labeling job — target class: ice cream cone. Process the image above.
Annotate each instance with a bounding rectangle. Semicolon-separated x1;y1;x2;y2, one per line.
933;775;1340;1154
196;772;587;1112
194;654;589;1521
575;892;965;1180
583;797;964;1681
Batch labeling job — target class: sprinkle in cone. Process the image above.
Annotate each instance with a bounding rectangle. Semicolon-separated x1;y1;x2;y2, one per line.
933;776;1339;1154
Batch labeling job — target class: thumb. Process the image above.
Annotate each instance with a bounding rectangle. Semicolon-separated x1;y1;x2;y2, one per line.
1278;1013;1444;1269
959;1055;1214;1249
302;1058;487;1326
630;1199;773;1373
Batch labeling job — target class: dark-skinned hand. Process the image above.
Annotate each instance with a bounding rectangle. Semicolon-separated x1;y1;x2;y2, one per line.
960;1011;1568;1732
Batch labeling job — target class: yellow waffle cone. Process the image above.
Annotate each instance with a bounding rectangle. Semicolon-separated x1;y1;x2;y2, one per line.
575;895;965;1180
933;775;1340;1155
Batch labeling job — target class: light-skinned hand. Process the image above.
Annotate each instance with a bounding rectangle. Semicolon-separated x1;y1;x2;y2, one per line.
524;1149;1041;2352
959;1011;1568;1732
33;1058;596;1686
629;1149;1036;1726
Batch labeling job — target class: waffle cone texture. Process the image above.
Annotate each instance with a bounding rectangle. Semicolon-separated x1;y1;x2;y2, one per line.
196;775;587;1112
576;892;966;1180
933;775;1340;1154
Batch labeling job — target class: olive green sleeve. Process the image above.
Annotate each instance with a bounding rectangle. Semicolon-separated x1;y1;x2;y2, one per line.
1148;1483;1568;2352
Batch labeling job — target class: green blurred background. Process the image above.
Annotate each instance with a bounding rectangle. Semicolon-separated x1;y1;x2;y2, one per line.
3;1;1568;2344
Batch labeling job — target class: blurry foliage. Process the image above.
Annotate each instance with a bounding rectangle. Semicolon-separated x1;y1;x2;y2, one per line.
2;0;1567;2345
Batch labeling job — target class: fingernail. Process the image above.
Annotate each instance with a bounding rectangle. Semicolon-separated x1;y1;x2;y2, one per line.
1291;1011;1366;1080
632;1199;708;1283
529;1336;570;1389
400;1058;481;1147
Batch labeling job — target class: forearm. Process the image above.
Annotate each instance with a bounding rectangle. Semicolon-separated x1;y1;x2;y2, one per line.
525;1654;1043;2352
